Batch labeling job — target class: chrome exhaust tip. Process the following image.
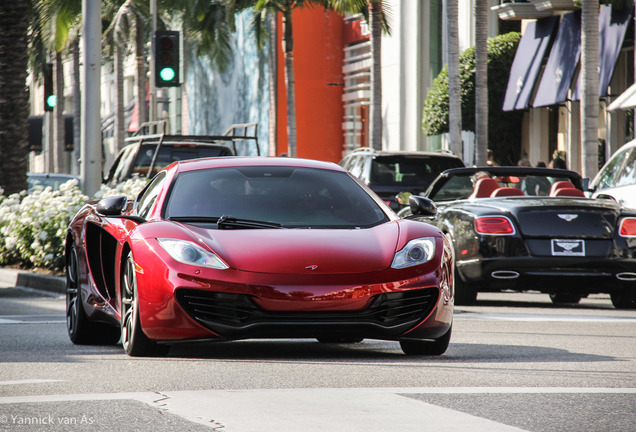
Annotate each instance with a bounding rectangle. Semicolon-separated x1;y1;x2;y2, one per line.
616;272;636;282
491;270;520;279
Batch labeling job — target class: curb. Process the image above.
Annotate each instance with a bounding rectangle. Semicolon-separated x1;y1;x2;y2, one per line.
0;267;65;295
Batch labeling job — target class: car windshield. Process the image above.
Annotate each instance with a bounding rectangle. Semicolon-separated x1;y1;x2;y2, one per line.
135;144;232;173
370;155;463;188
429;171;579;201
164;166;390;228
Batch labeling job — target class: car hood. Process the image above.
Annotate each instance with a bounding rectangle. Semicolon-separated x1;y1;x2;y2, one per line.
185;222;401;274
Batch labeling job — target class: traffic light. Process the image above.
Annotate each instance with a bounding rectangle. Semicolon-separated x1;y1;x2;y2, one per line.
44;63;56;111
153;30;180;87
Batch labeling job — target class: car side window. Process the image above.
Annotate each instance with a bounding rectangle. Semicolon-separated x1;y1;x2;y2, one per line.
615;148;636;187
594;150;627;190
348;156;365;179
135;172;166;219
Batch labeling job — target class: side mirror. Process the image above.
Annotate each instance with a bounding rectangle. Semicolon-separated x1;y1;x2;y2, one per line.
96;195;128;216
409;195;437;217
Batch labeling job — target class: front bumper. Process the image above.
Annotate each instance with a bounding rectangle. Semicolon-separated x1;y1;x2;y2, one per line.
137;265;453;343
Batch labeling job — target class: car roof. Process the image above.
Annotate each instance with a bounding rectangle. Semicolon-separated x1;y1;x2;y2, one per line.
169;157;346;174
348;148;460;158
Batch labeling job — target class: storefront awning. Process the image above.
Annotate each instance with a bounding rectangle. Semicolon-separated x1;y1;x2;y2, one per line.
607;83;636;111
573;5;632;100
502;16;558;112
533;11;581;108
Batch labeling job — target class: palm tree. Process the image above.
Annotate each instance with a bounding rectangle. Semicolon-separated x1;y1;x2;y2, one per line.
35;0;82;174
237;0;369;157
103;0;149;153
0;0;30;195
474;0;488;166
447;0;462;158
579;0;600;179
367;0;383;151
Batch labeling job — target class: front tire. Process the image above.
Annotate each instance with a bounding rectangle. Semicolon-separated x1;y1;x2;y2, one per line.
66;243;120;345
399;325;452;356
121;252;168;356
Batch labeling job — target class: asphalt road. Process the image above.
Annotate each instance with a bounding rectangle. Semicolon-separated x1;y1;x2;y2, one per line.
0;278;635;432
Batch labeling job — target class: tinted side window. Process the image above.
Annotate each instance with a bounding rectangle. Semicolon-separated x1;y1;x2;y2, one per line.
135;172;165;219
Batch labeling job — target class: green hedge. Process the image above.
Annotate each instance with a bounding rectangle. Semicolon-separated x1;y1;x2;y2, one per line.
423;32;524;166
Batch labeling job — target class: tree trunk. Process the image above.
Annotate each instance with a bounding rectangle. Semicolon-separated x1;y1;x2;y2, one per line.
282;8;297;157
0;0;29;194
53;52;65;173
72;39;81;176
474;0;488;166
368;0;383;151
114;42;125;154
135;18;146;131
580;0;599;178
447;0;462;158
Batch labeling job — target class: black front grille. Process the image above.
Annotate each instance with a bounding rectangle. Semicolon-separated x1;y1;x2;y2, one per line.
176;287;439;333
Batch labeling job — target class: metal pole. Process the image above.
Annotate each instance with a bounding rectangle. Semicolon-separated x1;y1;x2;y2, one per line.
81;0;102;196
149;0;157;122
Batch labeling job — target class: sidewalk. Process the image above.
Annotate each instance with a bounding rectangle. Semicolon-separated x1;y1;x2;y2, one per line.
0;267;65;294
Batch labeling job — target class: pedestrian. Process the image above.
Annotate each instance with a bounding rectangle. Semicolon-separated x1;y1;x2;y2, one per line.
487;149;498;166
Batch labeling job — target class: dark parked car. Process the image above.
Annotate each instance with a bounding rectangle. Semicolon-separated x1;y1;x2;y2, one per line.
403;166;636;309
104;122;260;186
339;148;464;211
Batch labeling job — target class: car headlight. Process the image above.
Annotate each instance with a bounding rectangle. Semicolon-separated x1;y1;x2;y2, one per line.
157;238;229;269
391;237;436;269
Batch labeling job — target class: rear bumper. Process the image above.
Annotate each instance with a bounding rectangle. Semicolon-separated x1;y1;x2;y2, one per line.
458;257;636;293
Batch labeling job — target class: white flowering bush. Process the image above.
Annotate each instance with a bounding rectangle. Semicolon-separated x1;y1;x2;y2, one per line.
0;177;147;272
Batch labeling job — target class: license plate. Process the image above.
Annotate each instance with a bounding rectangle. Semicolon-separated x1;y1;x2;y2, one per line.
551;239;585;256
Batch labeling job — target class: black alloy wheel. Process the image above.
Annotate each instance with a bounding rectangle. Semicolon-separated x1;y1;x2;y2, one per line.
121;252;168;356
66;242;119;345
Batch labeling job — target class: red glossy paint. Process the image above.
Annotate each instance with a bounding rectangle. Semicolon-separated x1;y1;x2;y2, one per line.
66;157;454;355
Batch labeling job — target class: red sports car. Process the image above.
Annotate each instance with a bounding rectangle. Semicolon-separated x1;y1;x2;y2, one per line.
65;157;454;356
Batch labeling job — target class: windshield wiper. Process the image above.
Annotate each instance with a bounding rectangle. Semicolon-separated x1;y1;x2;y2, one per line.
216;215;282;230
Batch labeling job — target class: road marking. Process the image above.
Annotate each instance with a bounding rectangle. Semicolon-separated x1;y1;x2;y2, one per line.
0;379;65;386
0;315;65;324
1;387;634;432
455;312;636;323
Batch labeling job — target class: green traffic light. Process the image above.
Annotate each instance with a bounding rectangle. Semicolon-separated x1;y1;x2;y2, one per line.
46;94;57;108
159;67;176;82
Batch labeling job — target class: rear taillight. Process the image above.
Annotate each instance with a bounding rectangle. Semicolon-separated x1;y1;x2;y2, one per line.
619;218;636;237
475;217;515;235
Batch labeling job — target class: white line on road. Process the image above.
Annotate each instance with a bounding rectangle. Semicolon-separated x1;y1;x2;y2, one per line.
1;388;634;432
0;379;65;386
455;312;636;322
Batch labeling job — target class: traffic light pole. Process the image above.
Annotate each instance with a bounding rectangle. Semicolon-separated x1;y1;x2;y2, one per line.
149;0;157;123
81;0;102;197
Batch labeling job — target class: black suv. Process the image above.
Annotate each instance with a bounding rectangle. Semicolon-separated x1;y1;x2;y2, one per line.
339;148;464;211
104;123;259;186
